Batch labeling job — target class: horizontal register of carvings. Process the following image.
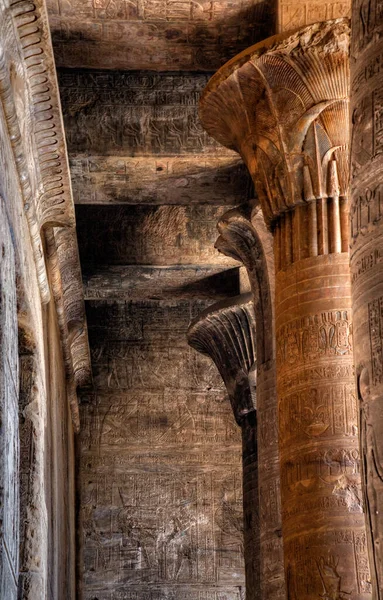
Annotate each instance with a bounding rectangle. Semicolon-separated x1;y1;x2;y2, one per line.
200;18;350;266
0;0;91;426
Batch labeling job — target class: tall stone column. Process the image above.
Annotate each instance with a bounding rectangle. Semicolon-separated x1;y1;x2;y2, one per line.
215;205;286;599
200;19;372;598
350;3;383;594
188;294;260;598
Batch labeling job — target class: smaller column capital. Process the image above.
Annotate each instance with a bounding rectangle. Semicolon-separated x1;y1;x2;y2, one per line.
188;294;256;424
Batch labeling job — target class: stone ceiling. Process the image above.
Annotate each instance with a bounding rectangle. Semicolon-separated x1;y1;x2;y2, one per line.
47;0;276;70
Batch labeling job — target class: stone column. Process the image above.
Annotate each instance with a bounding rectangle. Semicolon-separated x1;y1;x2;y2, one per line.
350;3;383;594
200;19;372;598
188;294;260;598
215;205;286;599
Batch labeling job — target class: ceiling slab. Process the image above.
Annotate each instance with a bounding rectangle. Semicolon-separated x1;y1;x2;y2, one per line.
47;0;275;70
59;70;233;156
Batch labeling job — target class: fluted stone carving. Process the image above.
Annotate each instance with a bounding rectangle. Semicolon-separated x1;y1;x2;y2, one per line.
188;294;260;598
350;2;383;594
214;205;286;599
0;0;91;428
200;20;372;598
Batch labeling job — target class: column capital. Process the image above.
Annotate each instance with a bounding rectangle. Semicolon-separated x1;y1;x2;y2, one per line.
200;19;350;229
215;205;275;365
188;294;256;424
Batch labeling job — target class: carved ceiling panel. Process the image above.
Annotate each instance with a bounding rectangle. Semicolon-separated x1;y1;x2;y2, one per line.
47;0;275;70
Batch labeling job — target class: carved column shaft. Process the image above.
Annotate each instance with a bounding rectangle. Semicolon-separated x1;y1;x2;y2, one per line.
200;20;371;598
350;1;383;594
188;295;260;599
215;206;285;598
241;411;259;600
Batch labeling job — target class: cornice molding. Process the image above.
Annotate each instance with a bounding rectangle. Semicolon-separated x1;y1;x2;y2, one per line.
0;0;91;429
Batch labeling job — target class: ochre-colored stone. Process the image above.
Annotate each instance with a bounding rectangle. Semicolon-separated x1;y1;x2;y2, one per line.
350;0;383;593
199;19;372;599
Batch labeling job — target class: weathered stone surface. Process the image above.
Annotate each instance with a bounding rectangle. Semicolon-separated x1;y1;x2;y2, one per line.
278;0;350;32
79;298;245;599
0;2;90;599
350;0;383;593
76;205;238;267
188;294;260;598
200;20;371;599
213;206;285;599
83;265;241;300
0;197;19;600
69;155;252;206
47;0;275;71
59;70;229;157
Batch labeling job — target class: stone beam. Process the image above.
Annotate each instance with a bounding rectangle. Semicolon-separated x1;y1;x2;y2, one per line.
188;294;260;598
83;265;241;301
69;155;252;206
214;205;285;599
200;19;371;598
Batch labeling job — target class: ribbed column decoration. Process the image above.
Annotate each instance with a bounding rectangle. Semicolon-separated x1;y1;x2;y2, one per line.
199;19;372;599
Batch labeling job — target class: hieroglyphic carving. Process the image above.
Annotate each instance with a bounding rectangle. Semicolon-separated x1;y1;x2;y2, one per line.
277;311;353;371
46;0;275;70
278;0;350;33
351;0;383;590
59;70;223;156
80;298;245;598
199;20;370;598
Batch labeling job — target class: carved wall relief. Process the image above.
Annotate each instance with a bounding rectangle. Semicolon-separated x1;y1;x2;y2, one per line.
199;21;371;598
188;295;259;598
350;0;383;592
79;298;245;599
0;197;19;600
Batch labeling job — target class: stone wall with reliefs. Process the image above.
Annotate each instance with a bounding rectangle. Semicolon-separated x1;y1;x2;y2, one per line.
0;2;90;598
79;298;245;600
